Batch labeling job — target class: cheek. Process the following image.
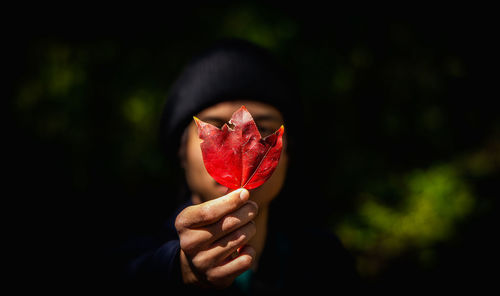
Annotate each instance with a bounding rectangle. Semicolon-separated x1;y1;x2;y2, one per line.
185;135;207;177
270;152;288;189
187;140;203;169
251;152;288;205
184;128;227;200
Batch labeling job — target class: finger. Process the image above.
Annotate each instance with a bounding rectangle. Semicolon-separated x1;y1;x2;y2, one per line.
205;245;256;286
209;220;256;265
181;200;258;250
176;188;250;229
177;201;257;254
208;200;258;242
191;220;256;272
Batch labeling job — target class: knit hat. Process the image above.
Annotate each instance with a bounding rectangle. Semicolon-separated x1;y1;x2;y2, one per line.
159;38;302;161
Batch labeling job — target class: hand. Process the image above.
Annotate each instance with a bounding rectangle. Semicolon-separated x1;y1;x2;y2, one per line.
175;188;258;288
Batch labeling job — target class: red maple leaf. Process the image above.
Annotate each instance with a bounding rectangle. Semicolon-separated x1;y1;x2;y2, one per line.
193;106;285;190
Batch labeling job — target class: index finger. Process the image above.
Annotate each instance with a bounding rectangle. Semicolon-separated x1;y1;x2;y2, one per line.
176;188;250;229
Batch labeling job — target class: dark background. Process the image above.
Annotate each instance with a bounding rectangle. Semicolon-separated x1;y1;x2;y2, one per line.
7;4;498;292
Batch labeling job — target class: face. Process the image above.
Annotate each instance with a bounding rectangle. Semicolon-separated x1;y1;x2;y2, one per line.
180;100;288;207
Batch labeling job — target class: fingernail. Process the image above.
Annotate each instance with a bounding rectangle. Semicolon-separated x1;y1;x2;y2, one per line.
239;189;249;201
248;200;259;213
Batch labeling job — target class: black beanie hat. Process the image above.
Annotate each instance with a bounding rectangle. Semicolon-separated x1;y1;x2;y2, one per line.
159;38;302;161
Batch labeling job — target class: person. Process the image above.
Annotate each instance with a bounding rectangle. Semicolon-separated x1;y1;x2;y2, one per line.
117;39;361;294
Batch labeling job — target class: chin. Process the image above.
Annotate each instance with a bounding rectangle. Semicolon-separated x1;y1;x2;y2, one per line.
205;182;229;200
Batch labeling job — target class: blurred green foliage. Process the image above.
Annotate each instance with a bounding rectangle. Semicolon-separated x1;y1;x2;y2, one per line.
9;3;498;288
337;162;475;275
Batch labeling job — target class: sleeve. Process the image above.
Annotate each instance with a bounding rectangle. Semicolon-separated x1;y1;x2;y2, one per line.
117;202;193;293
115;237;185;294
126;239;183;285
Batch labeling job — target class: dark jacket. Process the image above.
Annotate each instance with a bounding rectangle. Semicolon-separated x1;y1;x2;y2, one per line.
117;198;362;295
